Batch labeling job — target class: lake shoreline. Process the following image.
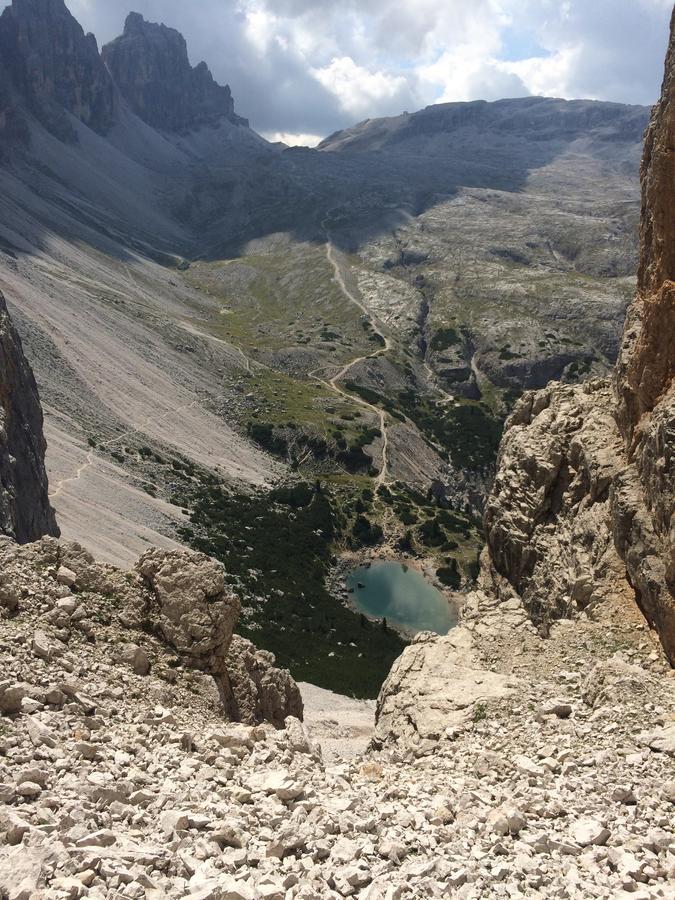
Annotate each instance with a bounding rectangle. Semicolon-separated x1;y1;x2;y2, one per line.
328;550;462;640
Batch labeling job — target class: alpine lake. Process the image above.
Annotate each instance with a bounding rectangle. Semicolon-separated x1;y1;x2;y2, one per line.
345;561;457;636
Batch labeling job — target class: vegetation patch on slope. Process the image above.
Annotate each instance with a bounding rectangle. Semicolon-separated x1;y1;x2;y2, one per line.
175;475;406;698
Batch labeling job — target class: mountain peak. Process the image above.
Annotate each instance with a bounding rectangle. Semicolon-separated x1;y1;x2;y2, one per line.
0;0;115;137
123;11;146;34
102;14;248;134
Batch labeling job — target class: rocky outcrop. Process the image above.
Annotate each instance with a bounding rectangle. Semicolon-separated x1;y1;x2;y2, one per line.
0;292;58;543
133;549;301;725
484;380;631;629
480;10;675;664
135;548;241;679
0;537;302;726
0;0;114;139
373;628;513;746
225;634;304;728
102;13;247;134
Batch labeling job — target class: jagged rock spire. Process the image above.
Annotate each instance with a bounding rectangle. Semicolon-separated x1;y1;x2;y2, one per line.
102;12;248;134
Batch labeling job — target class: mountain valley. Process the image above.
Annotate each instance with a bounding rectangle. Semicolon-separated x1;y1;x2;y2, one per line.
0;1;657;693
0;1;673;897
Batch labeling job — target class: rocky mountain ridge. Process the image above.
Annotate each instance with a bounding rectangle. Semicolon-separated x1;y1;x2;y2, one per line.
102;12;247;134
319;96;648;155
0;0;247;144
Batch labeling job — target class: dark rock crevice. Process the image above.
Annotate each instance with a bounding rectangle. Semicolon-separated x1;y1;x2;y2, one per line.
0;290;59;542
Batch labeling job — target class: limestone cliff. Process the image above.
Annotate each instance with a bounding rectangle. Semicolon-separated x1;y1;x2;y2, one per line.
376;9;675;745
0;0;114;139
611;7;675;660
102;13;247;134
0;291;59;543
481;9;675;665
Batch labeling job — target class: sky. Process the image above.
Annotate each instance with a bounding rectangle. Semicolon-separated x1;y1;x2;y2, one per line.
66;0;673;146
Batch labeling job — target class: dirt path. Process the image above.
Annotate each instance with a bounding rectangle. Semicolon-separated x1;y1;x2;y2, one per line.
50;390;228;501
310;241;394;490
423;360;457;406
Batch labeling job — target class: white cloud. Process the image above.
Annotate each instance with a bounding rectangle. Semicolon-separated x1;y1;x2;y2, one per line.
263;131;323;147
311;57;413;118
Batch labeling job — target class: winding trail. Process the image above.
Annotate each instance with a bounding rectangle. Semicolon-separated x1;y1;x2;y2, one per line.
50;396;205;501
310;241;393;490
49;353;253;501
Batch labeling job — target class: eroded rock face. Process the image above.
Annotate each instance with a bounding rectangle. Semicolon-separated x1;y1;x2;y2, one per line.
135;548;240;678
0;0;114;139
612;7;675;661
102;12;247;134
484;380;631;629
0;538;301;726
225;634;303;728
0;292;59;542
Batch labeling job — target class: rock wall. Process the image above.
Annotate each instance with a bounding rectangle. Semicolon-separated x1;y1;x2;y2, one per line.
611;7;675;661
0;0;115;138
376;10;674;745
102;13;247;134
0;291;59;543
484;380;632;629
482;9;675;665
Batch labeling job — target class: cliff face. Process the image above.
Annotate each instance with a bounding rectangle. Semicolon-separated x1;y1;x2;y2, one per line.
483;9;675;665
616;12;675;440
0;0;114;139
377;12;674;748
102;12;247;134
0;291;59;542
611;9;675;663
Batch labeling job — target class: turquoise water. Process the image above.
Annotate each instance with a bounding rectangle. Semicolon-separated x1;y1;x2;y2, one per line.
345;561;457;635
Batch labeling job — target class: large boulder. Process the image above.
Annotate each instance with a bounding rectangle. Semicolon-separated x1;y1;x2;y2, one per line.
374;627;512;747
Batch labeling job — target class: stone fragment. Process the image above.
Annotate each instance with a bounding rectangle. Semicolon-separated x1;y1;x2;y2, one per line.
0;808;31;845
569;818;610;847
120;642;151;676
662;780;675;803
56;565;77;587
160;810;191;837
247;769;304;800
539;699;573;718
0;847;46;900
74;829;116;848
17;781;42;798
26;717;56;748
641;722;675;755
0;682;26;714
32;629;52;660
